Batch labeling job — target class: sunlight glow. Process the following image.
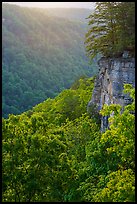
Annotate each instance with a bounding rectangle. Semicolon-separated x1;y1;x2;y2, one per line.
3;2;95;9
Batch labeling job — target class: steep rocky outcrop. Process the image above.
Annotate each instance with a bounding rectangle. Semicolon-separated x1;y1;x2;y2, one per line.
88;53;135;132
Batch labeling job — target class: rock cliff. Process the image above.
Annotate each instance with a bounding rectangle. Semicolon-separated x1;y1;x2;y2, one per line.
87;54;135;132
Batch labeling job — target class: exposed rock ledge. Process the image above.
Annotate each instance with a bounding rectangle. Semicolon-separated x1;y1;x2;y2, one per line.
87;55;135;132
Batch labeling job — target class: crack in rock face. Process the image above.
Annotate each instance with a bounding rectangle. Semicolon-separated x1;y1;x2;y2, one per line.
87;55;135;132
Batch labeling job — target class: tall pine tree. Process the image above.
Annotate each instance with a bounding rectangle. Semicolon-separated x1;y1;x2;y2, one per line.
85;2;135;59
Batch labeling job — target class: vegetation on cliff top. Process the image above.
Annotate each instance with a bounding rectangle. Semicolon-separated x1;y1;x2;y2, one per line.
85;2;135;59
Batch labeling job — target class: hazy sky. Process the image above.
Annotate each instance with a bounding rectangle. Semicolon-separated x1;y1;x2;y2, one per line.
3;2;96;9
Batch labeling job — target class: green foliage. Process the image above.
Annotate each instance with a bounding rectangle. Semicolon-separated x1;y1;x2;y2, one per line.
2;4;99;118
78;84;135;202
30;76;95;125
93;169;135;202
2;77;97;202
100;85;135;169
2;79;135;202
85;2;135;59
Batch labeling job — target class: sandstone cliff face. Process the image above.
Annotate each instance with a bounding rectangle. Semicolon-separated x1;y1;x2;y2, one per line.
88;55;135;132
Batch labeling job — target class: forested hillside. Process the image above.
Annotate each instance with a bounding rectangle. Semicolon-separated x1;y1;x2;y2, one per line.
2;2;135;202
2;77;135;202
2;4;98;118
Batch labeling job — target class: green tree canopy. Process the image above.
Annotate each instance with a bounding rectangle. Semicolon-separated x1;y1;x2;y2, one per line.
85;2;135;59
2;79;135;202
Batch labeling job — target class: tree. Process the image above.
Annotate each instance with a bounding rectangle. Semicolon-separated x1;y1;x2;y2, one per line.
78;84;135;202
85;2;135;59
2;77;97;202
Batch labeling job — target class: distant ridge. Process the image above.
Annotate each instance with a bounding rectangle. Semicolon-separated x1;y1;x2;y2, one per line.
2;4;98;118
